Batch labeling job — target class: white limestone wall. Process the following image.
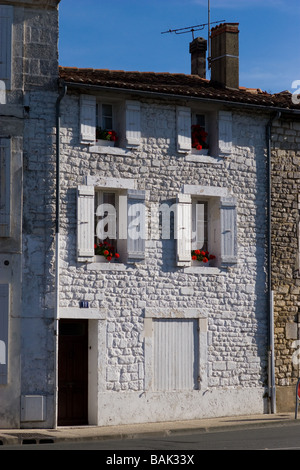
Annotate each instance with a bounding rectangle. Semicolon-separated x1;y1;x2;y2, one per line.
55;95;269;424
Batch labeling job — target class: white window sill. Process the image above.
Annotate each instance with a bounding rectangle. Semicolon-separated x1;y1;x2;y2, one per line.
87;142;132;156
185;151;224;164
87;261;126;271
183;266;224;274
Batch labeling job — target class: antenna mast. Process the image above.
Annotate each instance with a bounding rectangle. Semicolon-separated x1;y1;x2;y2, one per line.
208;0;211;69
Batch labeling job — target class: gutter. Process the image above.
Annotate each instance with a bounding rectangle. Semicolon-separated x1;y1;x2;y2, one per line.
62;80;300;116
54;83;67;428
266;111;281;414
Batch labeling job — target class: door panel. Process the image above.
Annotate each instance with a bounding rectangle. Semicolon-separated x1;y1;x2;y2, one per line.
58;319;88;426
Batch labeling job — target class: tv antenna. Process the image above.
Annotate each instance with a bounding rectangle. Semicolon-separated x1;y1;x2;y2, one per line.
161;19;223;41
161;1;224;69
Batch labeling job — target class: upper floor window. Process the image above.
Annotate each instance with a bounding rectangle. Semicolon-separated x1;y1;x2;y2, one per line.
80;95;141;149
177;106;232;157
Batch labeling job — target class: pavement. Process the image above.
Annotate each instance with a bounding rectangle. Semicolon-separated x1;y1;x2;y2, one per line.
0;412;299;447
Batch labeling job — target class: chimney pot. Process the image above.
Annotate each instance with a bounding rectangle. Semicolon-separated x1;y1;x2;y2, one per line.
189;37;207;79
210;23;239;89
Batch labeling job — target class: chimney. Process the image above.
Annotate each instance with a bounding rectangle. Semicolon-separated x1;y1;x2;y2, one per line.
189;37;207;79
210;23;239;89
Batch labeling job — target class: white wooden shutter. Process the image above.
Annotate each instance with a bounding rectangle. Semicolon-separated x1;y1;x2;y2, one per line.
220;196;237;265
0;284;9;385
0;138;11;237
125;100;141;147
80;94;96;143
177;106;191;153
127;189;146;260
175;193;192;266
77;185;95;261
0;6;13;91
218;111;232;155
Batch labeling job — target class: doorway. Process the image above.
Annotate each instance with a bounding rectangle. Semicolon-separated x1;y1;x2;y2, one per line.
58;319;88;426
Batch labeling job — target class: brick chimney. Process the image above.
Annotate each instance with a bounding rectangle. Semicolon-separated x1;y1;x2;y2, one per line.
189;37;207;79
210;23;239;89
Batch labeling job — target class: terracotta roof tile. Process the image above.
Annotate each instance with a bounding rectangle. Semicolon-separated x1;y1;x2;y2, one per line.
59;66;300;111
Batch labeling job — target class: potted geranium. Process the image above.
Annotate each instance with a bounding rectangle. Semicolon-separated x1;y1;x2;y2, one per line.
191;249;215;266
96;127;118;146
191;125;209;154
95;240;120;262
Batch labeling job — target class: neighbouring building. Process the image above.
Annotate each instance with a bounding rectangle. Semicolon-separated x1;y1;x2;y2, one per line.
0;0;300;429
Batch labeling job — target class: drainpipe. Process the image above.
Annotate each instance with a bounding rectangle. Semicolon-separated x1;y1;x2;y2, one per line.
266;111;281;414
54;83;67;428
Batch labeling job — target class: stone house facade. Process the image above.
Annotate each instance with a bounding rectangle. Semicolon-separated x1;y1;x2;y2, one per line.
0;0;300;429
270;115;300;411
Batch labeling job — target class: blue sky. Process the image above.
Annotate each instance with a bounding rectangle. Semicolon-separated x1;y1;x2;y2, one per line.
58;0;300;94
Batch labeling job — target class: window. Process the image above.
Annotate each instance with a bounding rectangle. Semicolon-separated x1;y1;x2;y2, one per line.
77;178;147;265
94;190;125;261
192;200;208;252
80;95;141;149
176;186;237;268
98;103;113;130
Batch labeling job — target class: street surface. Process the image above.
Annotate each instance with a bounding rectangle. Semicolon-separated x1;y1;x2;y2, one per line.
2;422;300;451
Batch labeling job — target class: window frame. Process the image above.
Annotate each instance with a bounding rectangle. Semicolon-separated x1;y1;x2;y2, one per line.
176;185;237;270
77;177;147;267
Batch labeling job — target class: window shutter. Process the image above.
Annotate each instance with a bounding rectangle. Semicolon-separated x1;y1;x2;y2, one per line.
80;94;96;143
175;193;192;266
218;111;232;155
77;185;95;261
177;106;191;153
220;196;237;265
0;284;9;385
0;5;13;91
125;100;141;147
0;138;11;237
127;189;146;260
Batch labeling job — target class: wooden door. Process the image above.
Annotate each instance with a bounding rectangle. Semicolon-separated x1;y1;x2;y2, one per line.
58;319;88;426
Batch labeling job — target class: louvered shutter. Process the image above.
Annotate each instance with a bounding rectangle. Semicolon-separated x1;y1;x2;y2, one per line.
77;185;95;261
153;319;198;391
177;106;191;153
0;6;13;91
0;138;11;237
125;100;141;147
220;196;237;265
127;189;146;260
0;284;9;385
175;193;192;266
218;111;232;155
80;95;96;143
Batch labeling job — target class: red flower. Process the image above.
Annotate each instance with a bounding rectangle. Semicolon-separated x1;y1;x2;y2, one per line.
192;255;197;260
195;249;200;255
106;256;112;261
202;257;208;263
103;250;109;256
115;253;120;258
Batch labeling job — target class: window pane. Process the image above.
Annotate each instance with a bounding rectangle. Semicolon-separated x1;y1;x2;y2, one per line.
193;201;208;251
95;191;117;251
102;104;113;130
196;114;205;128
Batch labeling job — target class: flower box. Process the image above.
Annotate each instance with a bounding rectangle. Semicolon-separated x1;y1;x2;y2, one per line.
191;148;209;155
96;139;115;147
95;255;114;263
